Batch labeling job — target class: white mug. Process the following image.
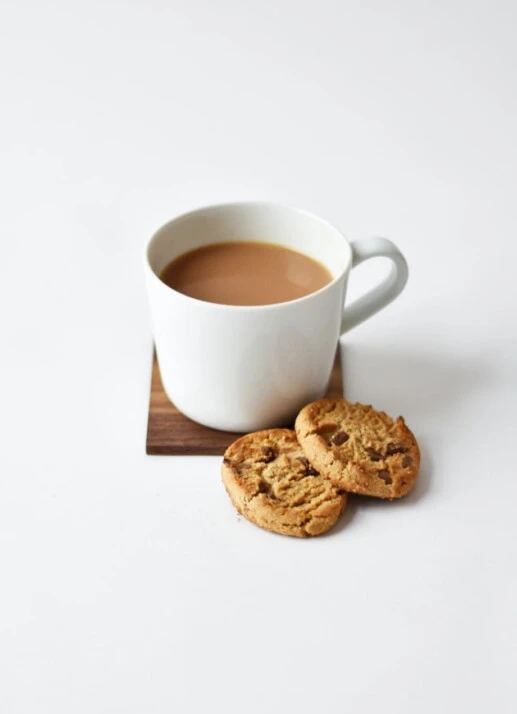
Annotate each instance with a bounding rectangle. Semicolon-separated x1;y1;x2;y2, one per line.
145;202;408;432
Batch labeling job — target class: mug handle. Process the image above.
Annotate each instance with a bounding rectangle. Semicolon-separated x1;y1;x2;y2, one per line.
341;237;409;334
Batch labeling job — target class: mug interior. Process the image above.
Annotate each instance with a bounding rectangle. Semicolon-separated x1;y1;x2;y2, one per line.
146;202;352;285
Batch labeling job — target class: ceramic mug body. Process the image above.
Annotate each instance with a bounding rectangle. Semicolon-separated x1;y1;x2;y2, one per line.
145;202;408;432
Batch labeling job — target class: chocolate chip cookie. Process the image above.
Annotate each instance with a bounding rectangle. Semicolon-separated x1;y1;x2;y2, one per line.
295;399;420;499
221;429;347;537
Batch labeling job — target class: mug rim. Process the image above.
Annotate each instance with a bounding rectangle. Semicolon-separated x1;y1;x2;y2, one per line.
144;201;352;312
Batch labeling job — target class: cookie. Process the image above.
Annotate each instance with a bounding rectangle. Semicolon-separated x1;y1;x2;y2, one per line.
221;429;347;537
295;399;420;499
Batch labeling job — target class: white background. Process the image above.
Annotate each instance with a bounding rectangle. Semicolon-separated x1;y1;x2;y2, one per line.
1;1;516;712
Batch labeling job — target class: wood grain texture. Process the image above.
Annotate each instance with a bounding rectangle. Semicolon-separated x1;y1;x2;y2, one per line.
146;348;344;455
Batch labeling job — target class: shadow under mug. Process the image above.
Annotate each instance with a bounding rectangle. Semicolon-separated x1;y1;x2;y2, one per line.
145;202;408;432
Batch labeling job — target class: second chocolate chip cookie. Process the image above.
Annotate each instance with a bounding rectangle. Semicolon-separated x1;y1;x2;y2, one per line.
221;429;347;537
295;399;420;499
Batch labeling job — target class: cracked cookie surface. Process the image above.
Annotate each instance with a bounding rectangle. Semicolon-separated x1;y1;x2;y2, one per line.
295;400;420;499
221;429;347;537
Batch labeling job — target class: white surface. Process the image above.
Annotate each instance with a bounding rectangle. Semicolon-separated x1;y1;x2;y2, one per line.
1;1;516;712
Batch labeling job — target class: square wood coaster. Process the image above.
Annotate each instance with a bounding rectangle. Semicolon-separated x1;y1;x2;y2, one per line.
146;348;343;455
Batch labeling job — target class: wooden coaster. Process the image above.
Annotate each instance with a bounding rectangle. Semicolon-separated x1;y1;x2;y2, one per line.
146;348;343;455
